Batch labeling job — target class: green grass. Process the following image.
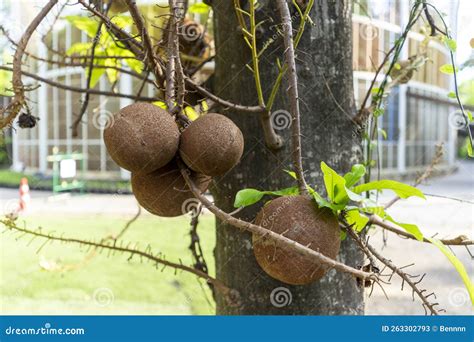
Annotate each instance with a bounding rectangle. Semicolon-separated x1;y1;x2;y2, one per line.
0;169;131;193
1;214;216;315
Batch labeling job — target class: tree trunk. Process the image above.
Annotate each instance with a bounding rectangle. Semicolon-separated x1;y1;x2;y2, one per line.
211;0;364;315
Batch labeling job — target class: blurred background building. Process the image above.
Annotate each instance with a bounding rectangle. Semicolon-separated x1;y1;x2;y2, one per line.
0;0;470;180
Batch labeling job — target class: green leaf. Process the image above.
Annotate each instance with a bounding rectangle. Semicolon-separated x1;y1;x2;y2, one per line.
359;206;386;217
387;216;424;241
443;36;457;52
343;164;366;187
234;189;264;208
353;180;426;199
66;42;93;56
378;128;388;140
184;106;199;121
152;101;167;110
320;162;349;206
426;237;474;305
467;111;473;123
373;108;385;117
447;91;457;99
87;67;106;88
265;187;299;197
345;209;369;232
188;3;211;14
312;191;342;211
284;169;297;180
0;68;13;96
64;15;99;38
233;187;299;208
345;187;367;203
200;100;209;113
125;58;144;74
110;15;133;29
439;64;458;74
104;58;118;84
467;141;473;158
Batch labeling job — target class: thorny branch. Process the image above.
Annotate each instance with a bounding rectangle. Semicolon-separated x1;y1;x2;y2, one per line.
345;224;442;315
276;0;308;194
0;66;157;102
125;0;164;87
2;0;268;129
1;217;237;304
0;0;59;129
369;214;473;246
365;238;444;315
187;206;214;296
165;0;179;112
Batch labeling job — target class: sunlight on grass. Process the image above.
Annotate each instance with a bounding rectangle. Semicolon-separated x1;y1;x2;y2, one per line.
0;213;216;315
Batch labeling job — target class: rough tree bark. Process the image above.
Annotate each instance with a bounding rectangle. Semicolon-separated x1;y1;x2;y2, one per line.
211;0;365;314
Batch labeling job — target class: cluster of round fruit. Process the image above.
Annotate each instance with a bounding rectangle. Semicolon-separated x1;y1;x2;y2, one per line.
104;102;244;217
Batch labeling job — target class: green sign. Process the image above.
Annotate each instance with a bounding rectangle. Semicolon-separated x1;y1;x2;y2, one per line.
46;147;85;193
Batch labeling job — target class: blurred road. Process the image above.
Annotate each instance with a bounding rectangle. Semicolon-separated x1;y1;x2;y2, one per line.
0;161;472;315
367;161;473;315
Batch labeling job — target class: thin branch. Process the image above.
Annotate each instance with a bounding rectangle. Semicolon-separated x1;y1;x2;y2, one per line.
385;143;444;209
1;217;235;301
423;193;474;205
184;77;264;113
370;214;473;246
276;0;308;194
0;66;157;102
125;0;164;85
165;0;179;111
72;5;108;137
111;205;142;242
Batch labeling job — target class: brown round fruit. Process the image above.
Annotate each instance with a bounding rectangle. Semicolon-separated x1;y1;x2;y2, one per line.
252;195;341;285
104;102;179;174
131;161;211;217
179;113;244;176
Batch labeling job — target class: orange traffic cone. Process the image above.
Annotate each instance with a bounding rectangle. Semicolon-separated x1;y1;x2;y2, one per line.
19;177;30;212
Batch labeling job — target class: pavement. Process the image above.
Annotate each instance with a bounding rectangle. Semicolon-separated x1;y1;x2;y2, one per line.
0;161;472;315
366;161;473;315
